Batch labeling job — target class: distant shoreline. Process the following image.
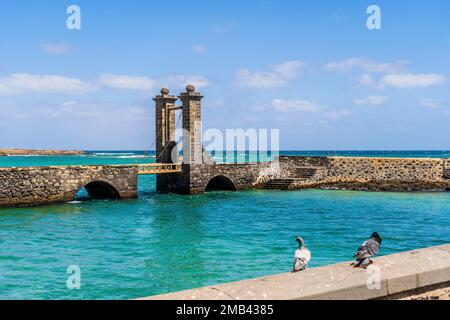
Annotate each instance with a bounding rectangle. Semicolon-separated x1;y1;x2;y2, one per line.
0;149;86;156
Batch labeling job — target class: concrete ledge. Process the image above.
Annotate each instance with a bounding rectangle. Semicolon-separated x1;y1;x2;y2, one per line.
140;244;450;300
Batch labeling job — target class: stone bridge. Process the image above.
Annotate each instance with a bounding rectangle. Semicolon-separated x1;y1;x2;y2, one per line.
154;85;450;195
2;85;450;208
157;163;272;194
0;165;138;207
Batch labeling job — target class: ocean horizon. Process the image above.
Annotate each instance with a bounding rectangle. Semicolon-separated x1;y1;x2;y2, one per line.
1;150;450;168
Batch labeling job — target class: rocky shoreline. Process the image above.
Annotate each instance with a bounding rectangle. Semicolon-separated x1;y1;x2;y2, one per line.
0;149;85;156
401;287;450;300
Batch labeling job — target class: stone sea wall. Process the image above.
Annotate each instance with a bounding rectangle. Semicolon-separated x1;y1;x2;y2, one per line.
0;149;85;156
275;156;450;192
158;156;450;194
0;165;138;207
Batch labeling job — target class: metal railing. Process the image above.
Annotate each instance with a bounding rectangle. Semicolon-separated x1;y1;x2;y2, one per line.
137;163;182;175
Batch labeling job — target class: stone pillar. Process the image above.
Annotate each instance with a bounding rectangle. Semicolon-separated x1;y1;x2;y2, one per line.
153;88;178;163
179;85;203;165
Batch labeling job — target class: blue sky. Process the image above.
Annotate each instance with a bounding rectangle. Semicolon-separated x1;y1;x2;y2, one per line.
0;0;449;150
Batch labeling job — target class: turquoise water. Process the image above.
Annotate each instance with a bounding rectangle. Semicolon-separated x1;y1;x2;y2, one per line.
1;150;449;168
0;151;449;299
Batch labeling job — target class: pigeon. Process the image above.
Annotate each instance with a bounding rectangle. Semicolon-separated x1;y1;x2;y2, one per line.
352;232;382;268
292;237;311;272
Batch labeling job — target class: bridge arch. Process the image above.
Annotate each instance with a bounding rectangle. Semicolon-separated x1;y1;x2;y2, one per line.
205;175;237;192
74;179;121;200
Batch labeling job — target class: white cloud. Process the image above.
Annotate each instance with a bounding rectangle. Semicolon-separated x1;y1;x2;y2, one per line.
325;58;406;74
380;74;445;88
98;74;156;91
56;101;149;121
356;73;375;86
236;60;305;88
0;72;210;96
323;109;353;120
0;74;96;95
325;57;445;91
211;22;238;33
192;45;206;54
0;83;17;95
272;98;352;120
421;98;444;109
272;99;324;113
99;74;210;91
164;75;210;89
353;95;389;106
40;42;75;55
0;102;31;120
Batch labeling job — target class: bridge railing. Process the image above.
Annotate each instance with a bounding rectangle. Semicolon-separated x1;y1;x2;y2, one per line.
137;163;182;175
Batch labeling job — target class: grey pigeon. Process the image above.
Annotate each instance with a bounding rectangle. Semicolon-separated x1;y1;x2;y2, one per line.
353;232;382;268
292;237;311;272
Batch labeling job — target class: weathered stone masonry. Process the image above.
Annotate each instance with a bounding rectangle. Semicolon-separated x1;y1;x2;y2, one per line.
266;156;450;192
161;162;272;194
0;165;138;207
160;156;450;194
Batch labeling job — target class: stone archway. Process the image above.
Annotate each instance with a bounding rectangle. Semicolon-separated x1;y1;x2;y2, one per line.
205;176;237;192
75;180;121;200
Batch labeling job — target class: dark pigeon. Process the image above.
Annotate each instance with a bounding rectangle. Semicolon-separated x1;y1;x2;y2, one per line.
353;232;382;268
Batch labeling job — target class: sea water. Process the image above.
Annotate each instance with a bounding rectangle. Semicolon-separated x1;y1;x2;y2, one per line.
0;151;449;299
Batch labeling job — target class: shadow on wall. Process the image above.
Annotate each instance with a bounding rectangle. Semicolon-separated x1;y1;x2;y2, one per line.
205;176;236;192
75;181;121;200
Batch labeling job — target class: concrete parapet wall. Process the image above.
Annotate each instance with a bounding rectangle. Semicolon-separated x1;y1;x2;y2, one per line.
0;165;138;207
141;244;450;300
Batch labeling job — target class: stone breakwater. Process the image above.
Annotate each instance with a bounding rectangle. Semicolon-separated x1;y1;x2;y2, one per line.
0;165;138;207
400;286;450;300
158;156;450;194
264;156;450;192
0;149;85;156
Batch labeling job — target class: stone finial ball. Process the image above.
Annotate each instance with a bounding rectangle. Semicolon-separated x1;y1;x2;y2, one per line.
186;84;196;93
161;87;170;95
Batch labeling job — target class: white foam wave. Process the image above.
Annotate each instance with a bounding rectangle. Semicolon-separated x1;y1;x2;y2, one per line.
92;152;136;156
116;155;149;159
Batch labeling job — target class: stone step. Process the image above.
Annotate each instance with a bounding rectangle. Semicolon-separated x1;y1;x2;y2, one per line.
294;167;318;179
262;179;295;190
